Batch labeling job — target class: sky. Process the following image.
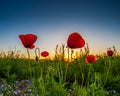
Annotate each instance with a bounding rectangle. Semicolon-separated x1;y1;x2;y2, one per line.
0;0;120;58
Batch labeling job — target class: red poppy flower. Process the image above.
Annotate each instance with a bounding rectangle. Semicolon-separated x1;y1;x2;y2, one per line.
67;32;85;49
85;55;96;64
19;34;37;49
107;50;113;56
41;51;49;57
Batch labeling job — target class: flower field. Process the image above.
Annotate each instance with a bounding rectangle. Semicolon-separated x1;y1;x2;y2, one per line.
0;32;120;96
0;54;120;96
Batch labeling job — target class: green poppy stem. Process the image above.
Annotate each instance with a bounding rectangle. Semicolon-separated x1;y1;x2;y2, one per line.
71;49;74;60
35;47;40;62
67;47;69;62
86;64;91;85
103;58;112;86
27;48;30;59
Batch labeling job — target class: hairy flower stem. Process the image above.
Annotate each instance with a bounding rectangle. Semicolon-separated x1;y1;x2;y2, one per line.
27;48;30;59
67;48;70;62
103;58;111;86
64;63;68;82
86;64;91;85
35;47;40;62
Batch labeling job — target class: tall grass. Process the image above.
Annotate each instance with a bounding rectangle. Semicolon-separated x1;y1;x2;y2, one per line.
0;48;120;95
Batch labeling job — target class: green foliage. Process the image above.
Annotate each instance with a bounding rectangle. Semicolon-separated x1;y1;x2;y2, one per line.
0;55;120;95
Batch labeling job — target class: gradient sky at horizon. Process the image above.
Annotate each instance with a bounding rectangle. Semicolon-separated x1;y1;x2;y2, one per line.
0;0;120;58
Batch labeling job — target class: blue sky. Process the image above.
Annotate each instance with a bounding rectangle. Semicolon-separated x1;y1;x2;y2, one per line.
0;0;120;58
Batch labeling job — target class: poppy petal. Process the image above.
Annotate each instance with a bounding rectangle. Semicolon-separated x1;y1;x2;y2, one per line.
24;34;37;48
19;35;27;48
41;51;49;57
30;45;35;49
19;34;37;49
86;55;96;64
107;50;113;56
67;32;85;49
